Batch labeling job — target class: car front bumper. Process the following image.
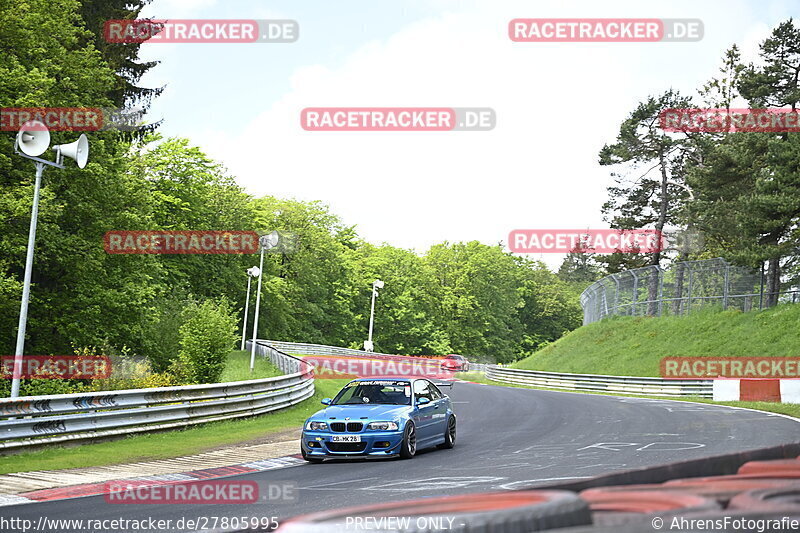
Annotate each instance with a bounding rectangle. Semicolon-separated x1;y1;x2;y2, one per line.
302;429;404;458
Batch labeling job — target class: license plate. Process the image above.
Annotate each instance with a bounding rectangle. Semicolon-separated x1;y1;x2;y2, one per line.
331;435;361;442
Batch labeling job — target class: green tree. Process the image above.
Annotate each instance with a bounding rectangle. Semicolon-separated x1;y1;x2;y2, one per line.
424;242;524;361
176;299;238;383
348;244;450;355
518;258;583;357
0;0;161;357
688;19;800;306
599;90;696;313
557;236;602;283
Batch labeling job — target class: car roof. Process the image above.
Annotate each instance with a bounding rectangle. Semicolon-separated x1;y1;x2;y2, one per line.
349;378;413;383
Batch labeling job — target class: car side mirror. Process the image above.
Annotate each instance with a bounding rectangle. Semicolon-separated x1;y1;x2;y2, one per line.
321;398;332;405
416;397;430;406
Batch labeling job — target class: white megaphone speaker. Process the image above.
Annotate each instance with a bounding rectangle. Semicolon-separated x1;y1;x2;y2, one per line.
16;121;51;157
53;134;89;168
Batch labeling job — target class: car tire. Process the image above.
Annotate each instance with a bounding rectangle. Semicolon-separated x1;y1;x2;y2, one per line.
438;415;456;449
399;422;417;459
301;446;324;464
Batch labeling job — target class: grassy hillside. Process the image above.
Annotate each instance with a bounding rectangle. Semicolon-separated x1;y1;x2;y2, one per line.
512;304;800;377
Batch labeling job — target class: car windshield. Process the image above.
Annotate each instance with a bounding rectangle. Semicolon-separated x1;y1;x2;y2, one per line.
331;381;412;405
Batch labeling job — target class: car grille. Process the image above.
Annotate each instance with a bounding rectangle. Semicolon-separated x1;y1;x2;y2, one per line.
327;442;367;453
329;422;363;432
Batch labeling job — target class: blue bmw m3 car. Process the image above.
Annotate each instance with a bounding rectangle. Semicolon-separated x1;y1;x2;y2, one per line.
301;378;456;462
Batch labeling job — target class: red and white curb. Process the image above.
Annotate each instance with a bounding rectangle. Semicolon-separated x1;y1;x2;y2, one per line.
713;379;800;403
0;455;305;507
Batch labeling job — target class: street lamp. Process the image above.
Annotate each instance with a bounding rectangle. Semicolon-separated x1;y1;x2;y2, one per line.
10;121;89;398
250;231;280;372
240;266;261;350
364;279;384;352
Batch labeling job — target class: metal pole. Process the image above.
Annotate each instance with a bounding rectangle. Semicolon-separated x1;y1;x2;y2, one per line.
367;284;377;345
758;262;765;310
722;263;730;310
249;249;265;372
240;275;252;351
11;162;45;398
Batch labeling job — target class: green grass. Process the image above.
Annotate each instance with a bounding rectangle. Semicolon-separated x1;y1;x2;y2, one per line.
220;350;284;381
513;304;800;377
0;352;349;474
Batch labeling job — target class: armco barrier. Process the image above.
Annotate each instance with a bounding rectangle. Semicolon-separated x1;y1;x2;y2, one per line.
262;339;412;359
264;339;483;367
485;365;713;398
0;341;313;451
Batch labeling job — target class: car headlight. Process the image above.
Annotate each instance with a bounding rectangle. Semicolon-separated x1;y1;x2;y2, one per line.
306;421;328;431
367;421;399;431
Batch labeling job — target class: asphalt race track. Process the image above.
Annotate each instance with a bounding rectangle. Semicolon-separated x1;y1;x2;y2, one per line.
4;382;799;532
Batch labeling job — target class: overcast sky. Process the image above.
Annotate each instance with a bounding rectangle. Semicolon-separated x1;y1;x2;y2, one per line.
136;0;796;268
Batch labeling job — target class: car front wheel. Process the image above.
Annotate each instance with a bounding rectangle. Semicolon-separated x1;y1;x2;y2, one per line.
399;422;417;459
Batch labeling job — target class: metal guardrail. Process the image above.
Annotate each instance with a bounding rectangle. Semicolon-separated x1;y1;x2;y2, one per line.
262;340;405;359
0;341;313;450
485;365;712;398
468;363;487;373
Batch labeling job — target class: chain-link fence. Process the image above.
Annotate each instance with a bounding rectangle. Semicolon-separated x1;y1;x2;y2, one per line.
581;258;800;325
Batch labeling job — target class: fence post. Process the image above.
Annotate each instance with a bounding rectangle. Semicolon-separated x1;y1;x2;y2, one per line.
657;266;664;316
759;262;765;310
723;262;730;310
631;270;639;316
687;266;693;315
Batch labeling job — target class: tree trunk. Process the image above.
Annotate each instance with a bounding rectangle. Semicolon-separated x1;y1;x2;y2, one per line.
766;257;781;307
672;252;689;315
648;150;670;315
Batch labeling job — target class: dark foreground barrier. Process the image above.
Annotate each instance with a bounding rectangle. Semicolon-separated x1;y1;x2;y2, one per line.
266;443;800;532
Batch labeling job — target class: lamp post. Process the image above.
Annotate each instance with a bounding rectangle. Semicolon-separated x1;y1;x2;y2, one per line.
240;266;260;350
250;231;280;372
10;121;89;398
364;279;384;352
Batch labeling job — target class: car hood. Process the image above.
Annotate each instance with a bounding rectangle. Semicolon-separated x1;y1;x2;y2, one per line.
313;404;411;421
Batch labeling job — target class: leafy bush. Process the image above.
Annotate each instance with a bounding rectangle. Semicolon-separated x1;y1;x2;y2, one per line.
141;296;188;372
176;299;238;383
87;355;179;391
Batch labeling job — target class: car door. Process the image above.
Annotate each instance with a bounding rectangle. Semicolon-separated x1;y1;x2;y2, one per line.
412;379;436;442
426;381;449;440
